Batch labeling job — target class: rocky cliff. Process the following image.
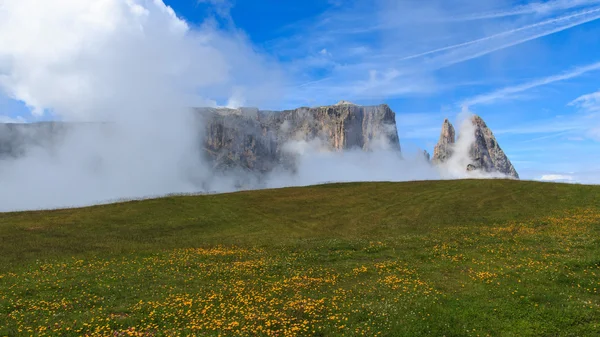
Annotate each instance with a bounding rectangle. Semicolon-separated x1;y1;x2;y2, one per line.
432;119;455;164
0;102;401;175
0;106;519;180
197;101;401;173
468;115;519;179
431;115;519;179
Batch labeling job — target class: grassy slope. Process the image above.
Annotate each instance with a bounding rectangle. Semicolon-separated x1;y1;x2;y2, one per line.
1;179;599;336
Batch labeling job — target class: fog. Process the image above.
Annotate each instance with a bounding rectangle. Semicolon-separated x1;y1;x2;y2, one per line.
0;1;508;212
0;0;275;211
262;109;505;191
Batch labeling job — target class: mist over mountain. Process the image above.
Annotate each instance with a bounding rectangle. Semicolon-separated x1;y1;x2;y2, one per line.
0;102;518;211
0;1;524;212
431;115;519;179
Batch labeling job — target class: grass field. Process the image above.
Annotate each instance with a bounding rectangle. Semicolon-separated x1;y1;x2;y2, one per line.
0;179;599;336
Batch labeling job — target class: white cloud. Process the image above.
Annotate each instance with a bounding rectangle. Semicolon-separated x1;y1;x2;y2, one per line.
0;0;204;119
197;0;234;19
0;0;282;120
569;90;600;140
569;90;600;112
0;0;282;211
536;171;600;184
539;174;574;181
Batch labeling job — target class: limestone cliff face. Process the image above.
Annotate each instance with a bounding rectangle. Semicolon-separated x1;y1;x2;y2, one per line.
197;107;280;173
198;102;401;172
468;115;519;179
1;109;519;180
432;119;455;164
0;103;401;175
431;115;519;179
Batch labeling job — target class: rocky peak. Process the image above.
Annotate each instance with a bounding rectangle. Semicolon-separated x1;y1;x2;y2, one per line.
432;118;455;164
431;115;518;179
468;115;519;179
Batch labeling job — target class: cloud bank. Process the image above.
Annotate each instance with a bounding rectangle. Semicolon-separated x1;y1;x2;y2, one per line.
0;0;281;211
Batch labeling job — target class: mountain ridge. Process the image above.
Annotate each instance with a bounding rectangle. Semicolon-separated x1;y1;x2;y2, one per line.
0;102;518;179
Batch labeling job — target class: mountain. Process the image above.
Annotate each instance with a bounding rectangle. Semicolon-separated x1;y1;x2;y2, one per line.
432;115;519;179
469;115;519;178
432;119;455;165
197;101;401;173
0;105;519;180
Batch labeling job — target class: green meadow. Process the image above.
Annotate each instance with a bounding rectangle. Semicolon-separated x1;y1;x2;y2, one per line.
1;180;599;336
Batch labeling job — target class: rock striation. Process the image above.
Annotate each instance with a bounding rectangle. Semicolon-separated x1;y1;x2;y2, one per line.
431;115;519;179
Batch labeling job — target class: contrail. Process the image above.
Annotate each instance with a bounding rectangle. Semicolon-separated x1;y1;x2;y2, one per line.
401;6;600;61
443;0;600;21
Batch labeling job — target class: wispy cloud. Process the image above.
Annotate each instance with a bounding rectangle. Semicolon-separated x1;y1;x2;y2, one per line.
0;115;26;123
569;89;600;140
420;6;600;71
472;74;600;144
496;123;582;135
462;61;600;106
328;0;600;32
444;0;600;21
569;90;600;112
536;170;600;184
539;173;575;182
274;0;600;105
401;6;600;65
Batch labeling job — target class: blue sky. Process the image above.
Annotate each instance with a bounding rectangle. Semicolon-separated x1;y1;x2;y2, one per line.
1;0;600;183
169;0;600;182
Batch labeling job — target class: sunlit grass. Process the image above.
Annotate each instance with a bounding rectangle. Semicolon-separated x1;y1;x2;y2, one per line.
0;180;599;336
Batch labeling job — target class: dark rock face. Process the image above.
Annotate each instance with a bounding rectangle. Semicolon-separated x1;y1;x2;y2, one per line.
432;119;455;164
197;108;280;173
0;122;68;159
431;115;519;179
197;102;401;173
468;115;519;179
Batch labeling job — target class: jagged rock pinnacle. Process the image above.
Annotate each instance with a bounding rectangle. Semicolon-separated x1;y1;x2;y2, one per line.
431;115;519;179
432;118;455;164
468;115;519;179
